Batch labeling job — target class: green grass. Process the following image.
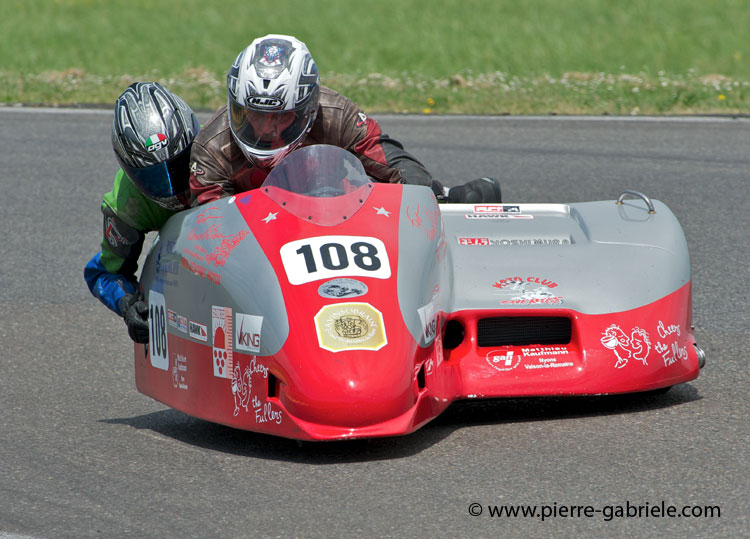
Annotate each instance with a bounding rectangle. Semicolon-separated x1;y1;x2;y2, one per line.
2;0;749;114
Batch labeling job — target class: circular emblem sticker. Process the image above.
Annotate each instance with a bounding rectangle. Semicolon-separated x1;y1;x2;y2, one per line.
314;302;387;352
317;278;368;299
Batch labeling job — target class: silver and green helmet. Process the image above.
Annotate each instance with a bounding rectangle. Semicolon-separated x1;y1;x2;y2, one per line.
227;34;320;168
112;82;200;209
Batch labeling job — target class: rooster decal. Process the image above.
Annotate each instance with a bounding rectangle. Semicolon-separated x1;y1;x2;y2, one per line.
600;324;651;369
405;204;422;228
231;361;252;416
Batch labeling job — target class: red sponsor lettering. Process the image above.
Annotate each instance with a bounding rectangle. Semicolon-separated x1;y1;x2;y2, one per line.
180;257;221;284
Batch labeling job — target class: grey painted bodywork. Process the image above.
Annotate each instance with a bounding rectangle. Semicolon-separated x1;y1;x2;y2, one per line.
396;186;445;347
140;195;290;355
438;198;690;315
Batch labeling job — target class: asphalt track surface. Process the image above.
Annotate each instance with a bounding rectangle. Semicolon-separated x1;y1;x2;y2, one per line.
0;108;747;538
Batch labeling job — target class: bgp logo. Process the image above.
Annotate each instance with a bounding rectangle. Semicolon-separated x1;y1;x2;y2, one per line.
248;96;284;109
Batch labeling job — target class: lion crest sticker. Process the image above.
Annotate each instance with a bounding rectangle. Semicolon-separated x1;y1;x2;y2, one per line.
314;302;387;352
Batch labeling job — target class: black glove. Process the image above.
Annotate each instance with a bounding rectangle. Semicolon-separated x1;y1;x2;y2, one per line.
447;177;502;203
119;293;149;344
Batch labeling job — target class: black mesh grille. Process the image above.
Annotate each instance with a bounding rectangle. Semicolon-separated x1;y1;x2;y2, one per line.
477;317;571;347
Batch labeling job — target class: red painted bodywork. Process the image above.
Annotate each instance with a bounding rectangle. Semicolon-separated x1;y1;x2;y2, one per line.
135;184;700;441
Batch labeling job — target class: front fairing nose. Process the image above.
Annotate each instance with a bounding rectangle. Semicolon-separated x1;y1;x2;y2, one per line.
277;313;419;428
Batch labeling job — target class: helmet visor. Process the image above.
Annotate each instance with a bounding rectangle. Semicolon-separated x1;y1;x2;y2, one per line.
125;143;192;199
229;100;313;153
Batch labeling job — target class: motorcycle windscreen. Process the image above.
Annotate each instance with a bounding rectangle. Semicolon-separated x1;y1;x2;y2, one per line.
260;144;373;226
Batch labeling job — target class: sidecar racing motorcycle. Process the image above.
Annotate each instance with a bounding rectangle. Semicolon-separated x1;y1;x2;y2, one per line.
135;144;704;441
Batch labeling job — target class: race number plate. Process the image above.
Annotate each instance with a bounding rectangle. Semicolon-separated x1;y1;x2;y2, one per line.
280;236;391;285
148;290;169;371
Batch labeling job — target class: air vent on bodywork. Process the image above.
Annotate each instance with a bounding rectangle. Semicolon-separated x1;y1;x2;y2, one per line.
477;317;571;347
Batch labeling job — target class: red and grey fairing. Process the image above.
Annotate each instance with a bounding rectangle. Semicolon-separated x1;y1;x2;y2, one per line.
438;193;702;398
135;145;701;441
136;146;448;439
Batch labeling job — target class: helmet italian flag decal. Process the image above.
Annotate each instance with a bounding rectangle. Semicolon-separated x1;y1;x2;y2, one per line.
145;133;168;152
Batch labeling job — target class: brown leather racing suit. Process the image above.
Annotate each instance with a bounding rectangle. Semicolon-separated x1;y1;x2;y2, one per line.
189;86;438;206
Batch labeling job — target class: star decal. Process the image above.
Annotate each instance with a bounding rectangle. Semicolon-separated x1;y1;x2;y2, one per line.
262;212;278;223
374;206;391;217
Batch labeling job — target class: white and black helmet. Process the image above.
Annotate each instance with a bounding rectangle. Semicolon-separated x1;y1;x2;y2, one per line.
227;34;320;167
112;82;200;209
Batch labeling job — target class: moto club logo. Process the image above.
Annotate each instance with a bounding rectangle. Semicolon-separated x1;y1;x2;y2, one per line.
236;313;263;354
